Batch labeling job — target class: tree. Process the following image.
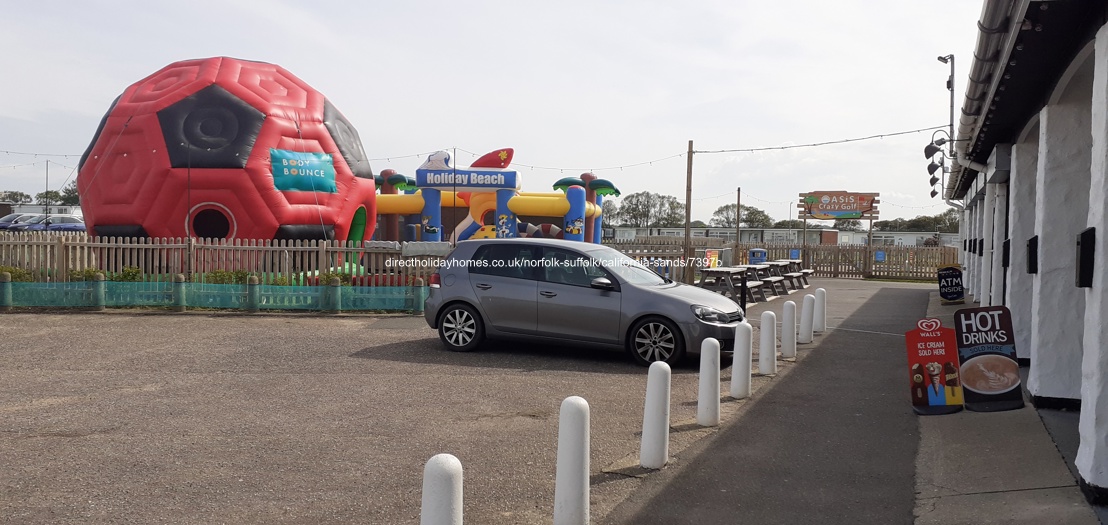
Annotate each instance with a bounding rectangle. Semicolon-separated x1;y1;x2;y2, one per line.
834;219;863;232
773;219;806;229
709;204;737;228
741;205;773;228
709;203;773;228
690;219;708;228
0;191;32;203
59;180;80;206
601;200;621;228
618;191;686;228
935;208;960;233
35;190;63;206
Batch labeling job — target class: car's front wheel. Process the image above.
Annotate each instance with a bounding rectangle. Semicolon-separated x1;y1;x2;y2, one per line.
627;317;686;366
438;303;484;352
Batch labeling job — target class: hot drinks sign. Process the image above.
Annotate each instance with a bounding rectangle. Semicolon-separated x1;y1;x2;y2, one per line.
904;318;963;415
954;306;1024;412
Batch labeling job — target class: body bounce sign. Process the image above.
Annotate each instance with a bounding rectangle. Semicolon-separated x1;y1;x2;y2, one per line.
905;318;964;415
954;306;1024;412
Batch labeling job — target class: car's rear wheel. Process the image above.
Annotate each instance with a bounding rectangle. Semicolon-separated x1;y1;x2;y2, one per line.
627;317;686;366
438;303;484;352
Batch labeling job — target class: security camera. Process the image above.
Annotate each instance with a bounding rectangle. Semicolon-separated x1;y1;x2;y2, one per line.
937;55;950;64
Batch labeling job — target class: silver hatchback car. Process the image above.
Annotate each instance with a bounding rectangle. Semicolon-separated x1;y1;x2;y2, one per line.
424;238;744;366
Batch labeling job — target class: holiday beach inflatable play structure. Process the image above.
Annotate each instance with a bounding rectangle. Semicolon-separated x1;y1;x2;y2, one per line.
374;148;619;244
76;57;618;243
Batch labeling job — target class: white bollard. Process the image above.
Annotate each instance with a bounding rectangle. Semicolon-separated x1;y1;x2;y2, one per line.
781;300;797;358
814;288;827;333
554;396;590;525
799;294;815;344
730;322;753;399
421;453;463;525
640;361;671;469
697;338;721;427
759;311;777;375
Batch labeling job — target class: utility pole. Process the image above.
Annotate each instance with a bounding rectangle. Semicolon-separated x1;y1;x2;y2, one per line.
683;140;694;283
735;187;742;251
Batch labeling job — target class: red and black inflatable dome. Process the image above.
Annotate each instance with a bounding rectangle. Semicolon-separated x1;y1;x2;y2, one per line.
77;56;377;241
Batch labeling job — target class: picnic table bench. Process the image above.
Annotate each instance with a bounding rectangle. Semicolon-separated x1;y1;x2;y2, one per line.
775;259;814;288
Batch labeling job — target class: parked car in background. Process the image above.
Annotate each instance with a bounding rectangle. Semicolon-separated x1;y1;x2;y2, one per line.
0;213;37;231
6;214;87;233
424;237;744;366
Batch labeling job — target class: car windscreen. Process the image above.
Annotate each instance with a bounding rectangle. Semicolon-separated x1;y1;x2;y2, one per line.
585;247;667;285
23;215;47;224
0;213;22;222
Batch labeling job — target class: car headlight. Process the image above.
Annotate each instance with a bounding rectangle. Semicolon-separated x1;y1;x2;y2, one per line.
691;305;731;323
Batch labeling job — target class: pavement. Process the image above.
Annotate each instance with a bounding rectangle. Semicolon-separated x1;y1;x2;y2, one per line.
603;278;1107;525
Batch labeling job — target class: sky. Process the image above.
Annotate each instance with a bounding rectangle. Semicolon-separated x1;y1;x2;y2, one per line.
0;0;984;225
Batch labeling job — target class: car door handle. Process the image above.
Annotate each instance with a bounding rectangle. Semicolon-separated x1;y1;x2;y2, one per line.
540;291;557;297
475;283;492;290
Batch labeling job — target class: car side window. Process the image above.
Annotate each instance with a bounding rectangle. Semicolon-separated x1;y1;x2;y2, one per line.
541;248;604;287
470;244;538;280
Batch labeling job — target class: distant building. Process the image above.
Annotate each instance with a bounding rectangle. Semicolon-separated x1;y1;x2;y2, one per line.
609;226;959;247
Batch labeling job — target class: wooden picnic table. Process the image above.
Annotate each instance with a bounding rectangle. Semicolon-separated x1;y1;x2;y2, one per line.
773;259;813;288
696;266;753;309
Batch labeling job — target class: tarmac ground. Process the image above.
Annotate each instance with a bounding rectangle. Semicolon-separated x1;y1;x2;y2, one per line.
1;277;1105;524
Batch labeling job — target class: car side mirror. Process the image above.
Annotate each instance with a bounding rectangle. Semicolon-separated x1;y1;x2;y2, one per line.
590;277;614;290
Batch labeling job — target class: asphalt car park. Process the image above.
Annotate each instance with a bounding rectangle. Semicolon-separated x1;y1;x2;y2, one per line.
0;310;777;524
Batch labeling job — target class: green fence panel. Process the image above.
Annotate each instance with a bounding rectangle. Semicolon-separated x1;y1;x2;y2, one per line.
104;282;174;307
11;282;97;307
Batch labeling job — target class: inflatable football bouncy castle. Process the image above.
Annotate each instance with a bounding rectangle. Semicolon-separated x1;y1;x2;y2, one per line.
77;57;377;241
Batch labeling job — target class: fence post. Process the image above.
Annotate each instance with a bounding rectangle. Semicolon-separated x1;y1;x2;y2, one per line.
554;396;590;525
173;273;187;312
730;322;753;399
640;361;671;469
799;294;815;344
0;272;10;312
326;276;342;313
814;288;827;333
93;273;106;312
420;453;463;525
697;338;721;427
759;311;777;375
412;277;426;314
781;300;797;358
246;275;260;313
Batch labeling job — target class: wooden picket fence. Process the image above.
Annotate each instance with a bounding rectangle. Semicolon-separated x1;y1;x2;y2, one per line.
606;240;958;281
0;232;958;284
0;232;448;285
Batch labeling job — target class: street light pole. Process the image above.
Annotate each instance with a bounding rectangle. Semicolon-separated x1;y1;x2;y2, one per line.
946;54;955;159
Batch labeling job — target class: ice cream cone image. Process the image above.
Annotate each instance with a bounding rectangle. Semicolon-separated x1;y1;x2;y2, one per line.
925;362;944;397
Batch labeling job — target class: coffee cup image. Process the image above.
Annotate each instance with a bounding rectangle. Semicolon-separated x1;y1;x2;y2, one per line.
960;354;1020;394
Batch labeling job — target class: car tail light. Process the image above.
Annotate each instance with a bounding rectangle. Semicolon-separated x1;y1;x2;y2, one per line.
429;273;441;288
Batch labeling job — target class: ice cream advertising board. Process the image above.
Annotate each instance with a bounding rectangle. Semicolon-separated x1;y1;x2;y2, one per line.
905;318;964;415
954;306;1024;412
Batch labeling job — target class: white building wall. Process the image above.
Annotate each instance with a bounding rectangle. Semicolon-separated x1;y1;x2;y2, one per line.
990;183;1008;307
980;182;997;305
1077;26;1108;489
1028;84;1091;401
1008;128;1039;360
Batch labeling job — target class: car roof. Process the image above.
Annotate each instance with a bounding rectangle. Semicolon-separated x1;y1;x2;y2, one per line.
452;237;617;256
